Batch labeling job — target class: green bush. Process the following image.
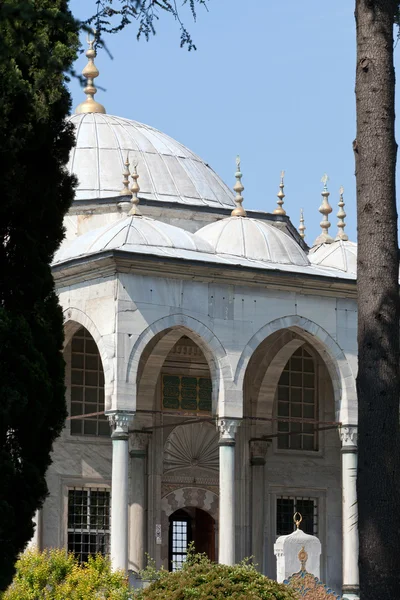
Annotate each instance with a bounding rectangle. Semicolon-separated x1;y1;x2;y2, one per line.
1;548;131;600
136;551;298;600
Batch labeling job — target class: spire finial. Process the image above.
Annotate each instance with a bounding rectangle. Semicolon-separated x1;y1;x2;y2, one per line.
121;155;131;196
75;30;106;114
313;174;334;246
118;155;132;212
335;185;349;241
129;163;141;216
231;156;246;217
299;208;306;240
273;170;286;215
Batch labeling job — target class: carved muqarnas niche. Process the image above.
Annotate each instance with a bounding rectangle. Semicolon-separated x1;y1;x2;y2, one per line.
164;422;218;473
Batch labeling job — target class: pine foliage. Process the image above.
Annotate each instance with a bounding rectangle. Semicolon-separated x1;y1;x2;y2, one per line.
0;0;79;590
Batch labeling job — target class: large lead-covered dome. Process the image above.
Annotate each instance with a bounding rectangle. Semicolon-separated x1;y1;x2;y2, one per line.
67;113;235;208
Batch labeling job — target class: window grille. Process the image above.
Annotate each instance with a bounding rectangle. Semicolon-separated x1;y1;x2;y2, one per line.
162;375;212;412
70;327;109;436
276;496;318;536
170;518;190;571
277;346;317;450
67;488;110;562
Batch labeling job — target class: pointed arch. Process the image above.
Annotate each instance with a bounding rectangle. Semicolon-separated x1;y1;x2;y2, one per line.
235;315;356;423
63;307;114;395
126;314;232;414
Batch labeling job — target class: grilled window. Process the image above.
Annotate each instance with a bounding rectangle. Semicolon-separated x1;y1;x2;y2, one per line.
276;496;318;536
169;515;191;571
277;346;317;450
162;375;212;412
70;328;109;436
67;488;110;562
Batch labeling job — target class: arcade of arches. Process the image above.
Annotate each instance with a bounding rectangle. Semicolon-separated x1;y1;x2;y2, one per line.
36;320;359;598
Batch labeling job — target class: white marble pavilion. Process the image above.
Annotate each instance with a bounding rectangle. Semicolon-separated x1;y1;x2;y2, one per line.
31;41;360;600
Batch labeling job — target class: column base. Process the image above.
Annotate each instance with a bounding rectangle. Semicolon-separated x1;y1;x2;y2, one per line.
342;585;360;600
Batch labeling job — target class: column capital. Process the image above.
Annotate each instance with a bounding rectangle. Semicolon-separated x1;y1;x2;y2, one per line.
106;410;135;439
340;425;358;450
129;431;150;456
249;438;271;466
217;418;241;444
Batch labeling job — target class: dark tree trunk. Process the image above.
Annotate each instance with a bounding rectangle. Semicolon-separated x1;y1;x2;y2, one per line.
355;1;400;598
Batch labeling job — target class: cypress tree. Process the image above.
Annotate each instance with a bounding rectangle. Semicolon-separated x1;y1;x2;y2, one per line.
0;0;79;589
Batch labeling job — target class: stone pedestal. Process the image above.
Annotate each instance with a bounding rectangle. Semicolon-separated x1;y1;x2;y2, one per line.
107;410;135;572
218;418;240;565
274;528;321;582
129;432;150;573
340;426;359;600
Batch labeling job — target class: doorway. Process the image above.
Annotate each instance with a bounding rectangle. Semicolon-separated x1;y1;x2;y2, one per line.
168;507;215;571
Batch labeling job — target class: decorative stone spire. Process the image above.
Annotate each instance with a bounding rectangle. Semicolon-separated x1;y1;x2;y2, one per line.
313;174;334;246
75;31;106;114
129;163;141;216
273;170;286;215
335;185;349;241
118;155;132;212
120;155;130;196
231;156;246;217
298;208;306;240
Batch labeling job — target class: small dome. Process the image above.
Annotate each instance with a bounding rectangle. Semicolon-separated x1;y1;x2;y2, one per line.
195;217;309;266
54;215;214;264
67;113;235;208
309;240;357;275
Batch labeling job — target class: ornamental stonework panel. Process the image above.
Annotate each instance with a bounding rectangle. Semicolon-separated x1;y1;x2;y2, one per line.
284;548;341;600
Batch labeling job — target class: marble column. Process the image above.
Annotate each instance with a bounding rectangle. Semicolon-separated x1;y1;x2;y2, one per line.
107;410;135;572
340;426;359;600
129;432;150;573
218;418;240;565
249;439;270;572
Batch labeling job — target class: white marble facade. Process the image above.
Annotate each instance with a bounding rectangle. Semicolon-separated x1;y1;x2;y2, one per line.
38;64;360;599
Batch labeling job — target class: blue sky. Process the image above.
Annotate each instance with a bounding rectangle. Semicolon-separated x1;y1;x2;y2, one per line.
68;1;364;243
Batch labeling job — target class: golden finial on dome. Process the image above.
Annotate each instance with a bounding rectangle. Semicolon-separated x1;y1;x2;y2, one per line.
313;174;334;246
75;30;106;114
273;170;286;215
335;185;349;241
231;155;247;217
294;512;303;530
299;208;306;240
129;163;141;216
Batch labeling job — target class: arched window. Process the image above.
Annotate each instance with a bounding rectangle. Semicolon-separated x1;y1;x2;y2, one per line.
277;346;317;451
69;327;109;436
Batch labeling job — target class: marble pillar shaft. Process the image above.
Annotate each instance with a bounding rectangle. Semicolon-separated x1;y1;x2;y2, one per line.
218;418;240;566
129;433;149;573
340;426;359;600
108;411;135;573
250;439;270;571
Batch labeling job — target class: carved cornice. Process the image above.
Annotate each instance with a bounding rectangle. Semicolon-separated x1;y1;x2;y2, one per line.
106;410;135;439
340;425;358;449
217;418;241;443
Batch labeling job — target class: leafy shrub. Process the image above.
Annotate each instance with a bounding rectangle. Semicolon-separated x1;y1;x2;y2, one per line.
136;551;298;600
1;549;130;600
